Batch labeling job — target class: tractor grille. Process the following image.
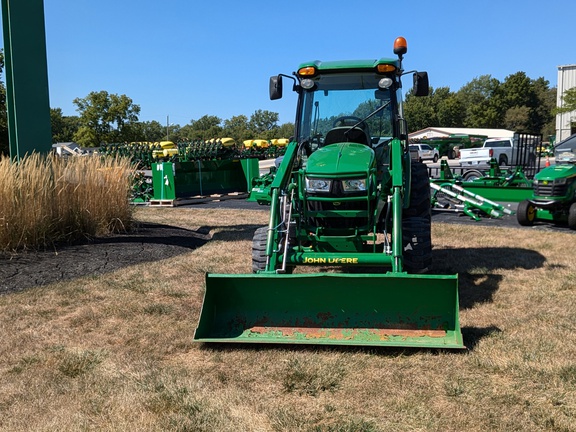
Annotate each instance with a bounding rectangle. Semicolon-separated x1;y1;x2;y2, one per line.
306;200;368;229
534;182;567;197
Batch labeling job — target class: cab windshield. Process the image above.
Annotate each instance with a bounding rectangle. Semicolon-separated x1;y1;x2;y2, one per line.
297;73;395;147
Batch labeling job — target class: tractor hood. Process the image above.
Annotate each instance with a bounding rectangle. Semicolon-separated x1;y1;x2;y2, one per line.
535;164;576;182
306;143;374;177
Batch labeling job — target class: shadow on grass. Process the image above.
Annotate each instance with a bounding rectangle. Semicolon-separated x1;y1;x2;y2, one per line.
203;224;264;242
433;246;546;309
462;325;502;350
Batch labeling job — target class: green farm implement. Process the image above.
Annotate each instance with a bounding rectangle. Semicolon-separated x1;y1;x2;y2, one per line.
194;37;464;349
102;139;286;203
431;181;514;221
431;158;534;205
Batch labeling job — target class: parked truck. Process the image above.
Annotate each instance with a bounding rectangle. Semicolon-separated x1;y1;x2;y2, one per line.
459;134;540;168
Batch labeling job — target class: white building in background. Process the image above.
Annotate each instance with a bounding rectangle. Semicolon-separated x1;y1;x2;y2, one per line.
556;64;576;142
408;127;515;140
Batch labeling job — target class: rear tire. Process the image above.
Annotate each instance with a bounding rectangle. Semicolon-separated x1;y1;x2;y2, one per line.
433;154;439;163
517;200;536;226
568;203;576;230
499;155;508;166
403;217;432;273
403;161;432;273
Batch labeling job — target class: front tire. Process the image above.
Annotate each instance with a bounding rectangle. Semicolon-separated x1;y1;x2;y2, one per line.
403;161;432;273
252;226;268;273
568;202;576;230
517;200;536;226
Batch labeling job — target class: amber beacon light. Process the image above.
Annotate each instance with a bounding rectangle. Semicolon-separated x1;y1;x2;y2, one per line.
393;37;408;56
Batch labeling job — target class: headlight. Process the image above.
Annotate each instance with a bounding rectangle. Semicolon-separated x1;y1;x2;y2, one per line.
300;78;315;89
306;177;331;192
554;178;567;185
342;178;367;192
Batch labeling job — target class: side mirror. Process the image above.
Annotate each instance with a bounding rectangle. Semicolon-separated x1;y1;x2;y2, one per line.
269;75;283;100
413;71;429;97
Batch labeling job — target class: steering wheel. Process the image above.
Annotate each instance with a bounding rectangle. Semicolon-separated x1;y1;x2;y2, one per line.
333;116;365;129
332;116;371;144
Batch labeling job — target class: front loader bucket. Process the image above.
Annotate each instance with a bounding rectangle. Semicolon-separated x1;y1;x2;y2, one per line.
194;273;464;349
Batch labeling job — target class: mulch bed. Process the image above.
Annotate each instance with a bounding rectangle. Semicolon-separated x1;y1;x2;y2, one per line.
0;223;209;294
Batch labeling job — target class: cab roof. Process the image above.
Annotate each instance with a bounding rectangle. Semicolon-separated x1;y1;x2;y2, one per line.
298;58;399;72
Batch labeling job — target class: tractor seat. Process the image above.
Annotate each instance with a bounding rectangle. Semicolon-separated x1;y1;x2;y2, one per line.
323;127;370;147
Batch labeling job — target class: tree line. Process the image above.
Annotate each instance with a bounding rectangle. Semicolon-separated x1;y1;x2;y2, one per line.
50;92;295;147
2;47;576;156
404;72;560;138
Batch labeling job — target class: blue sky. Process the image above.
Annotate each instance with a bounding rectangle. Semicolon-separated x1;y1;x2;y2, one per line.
3;0;575;126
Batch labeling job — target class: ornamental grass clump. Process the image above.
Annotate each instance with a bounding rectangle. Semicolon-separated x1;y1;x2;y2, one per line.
0;153;134;252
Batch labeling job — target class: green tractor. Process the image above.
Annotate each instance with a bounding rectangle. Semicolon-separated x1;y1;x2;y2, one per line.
517;134;576;228
194;37;463;349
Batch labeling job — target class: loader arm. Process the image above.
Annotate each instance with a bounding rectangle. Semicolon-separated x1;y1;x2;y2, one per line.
389;137;411;273
264;141;300;272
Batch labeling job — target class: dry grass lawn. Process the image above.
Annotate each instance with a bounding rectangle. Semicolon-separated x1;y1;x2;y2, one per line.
1;206;576;431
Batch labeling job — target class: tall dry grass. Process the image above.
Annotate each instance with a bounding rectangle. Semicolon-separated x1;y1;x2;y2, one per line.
0;153;134;252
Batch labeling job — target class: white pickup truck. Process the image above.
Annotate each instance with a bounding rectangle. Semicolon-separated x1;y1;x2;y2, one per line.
459;135;538;167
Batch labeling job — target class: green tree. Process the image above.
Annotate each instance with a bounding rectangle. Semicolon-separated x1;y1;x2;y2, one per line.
130;120;166;142
249;110;279;139
555;87;576;137
180;115;222;141
403;86;440;132
222;115;250;143
276;122;295;140
556;87;576;114
50;108;81;143
73;91;140;146
166;124;182;142
435;91;466;127
499;72;537;133
456;75;503;128
498;73;556;134
504;106;531;132
532;77;556;137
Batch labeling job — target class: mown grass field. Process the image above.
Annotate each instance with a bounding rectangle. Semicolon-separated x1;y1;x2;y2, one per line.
1;206;576;431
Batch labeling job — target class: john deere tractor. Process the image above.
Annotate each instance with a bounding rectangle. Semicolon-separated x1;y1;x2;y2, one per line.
194;37;463;349
517;134;576;229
